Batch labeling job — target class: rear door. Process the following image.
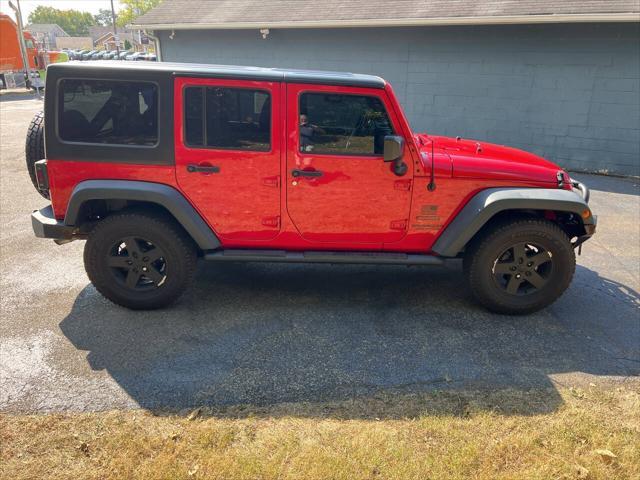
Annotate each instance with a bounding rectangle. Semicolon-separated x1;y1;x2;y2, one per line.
285;83;413;245
174;78;281;242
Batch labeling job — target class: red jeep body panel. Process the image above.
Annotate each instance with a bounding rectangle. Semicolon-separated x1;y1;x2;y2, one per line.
173;77;283;242
32;62;596;313
46;73;565;254
284;83;413;247
48;162;178;219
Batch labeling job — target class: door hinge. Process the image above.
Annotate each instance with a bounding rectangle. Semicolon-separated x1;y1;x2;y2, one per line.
390;219;408;231
394;179;412;191
262;175;280;188
261;216;280;228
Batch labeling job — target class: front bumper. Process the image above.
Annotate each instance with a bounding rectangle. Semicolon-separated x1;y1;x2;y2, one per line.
572;180;590;203
574;219;596;250
570;180;596;249
31;205;76;240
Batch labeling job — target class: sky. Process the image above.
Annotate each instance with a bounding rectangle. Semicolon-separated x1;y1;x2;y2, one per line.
0;0;122;23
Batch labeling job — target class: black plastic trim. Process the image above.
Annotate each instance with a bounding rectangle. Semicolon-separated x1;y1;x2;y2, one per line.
32;205;76;239
284;71;385;88
64;180;221;250
431;187;595;257
44;61;386;165
45;64;175;165
204;249;444;265
47;60;386;89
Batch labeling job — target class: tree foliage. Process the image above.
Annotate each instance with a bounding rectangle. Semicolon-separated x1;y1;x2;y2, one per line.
116;0;163;27
27;6;95;36
94;9;115;27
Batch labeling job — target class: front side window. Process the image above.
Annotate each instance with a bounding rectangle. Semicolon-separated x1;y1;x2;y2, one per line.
184;86;271;151
299;93;394;156
58;79;158;146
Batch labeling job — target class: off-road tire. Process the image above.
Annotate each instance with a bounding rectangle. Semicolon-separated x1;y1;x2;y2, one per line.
25;110;48;198
84;211;197;310
464;219;576;315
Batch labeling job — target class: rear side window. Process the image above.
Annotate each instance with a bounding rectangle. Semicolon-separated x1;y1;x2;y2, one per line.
184;86;271;151
299;93;394;156
58;79;158;146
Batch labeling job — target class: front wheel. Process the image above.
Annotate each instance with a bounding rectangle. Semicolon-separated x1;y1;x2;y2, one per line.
84;211;197;310
464;219;576;315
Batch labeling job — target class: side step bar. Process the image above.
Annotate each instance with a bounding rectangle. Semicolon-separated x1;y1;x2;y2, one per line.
204;249;445;266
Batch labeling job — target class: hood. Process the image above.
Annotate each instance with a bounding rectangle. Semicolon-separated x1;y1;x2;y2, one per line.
417;134;562;185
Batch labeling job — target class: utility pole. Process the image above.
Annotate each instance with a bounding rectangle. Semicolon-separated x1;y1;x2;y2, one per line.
8;0;31;89
110;0;120;56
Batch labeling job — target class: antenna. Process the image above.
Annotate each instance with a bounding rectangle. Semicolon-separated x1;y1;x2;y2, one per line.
427;136;436;191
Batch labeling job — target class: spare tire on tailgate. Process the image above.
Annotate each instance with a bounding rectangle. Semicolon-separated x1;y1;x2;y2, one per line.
25;110;48;199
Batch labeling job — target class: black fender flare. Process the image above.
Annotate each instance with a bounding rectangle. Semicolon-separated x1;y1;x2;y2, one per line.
431;187;594;257
64;180;221;250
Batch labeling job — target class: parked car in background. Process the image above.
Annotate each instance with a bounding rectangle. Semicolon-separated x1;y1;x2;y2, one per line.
125;52;145;61
132;53;157;62
81;50;97;60
118;51;131;60
72;50;88;60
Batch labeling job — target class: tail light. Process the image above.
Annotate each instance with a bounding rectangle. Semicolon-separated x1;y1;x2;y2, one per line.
34;159;50;196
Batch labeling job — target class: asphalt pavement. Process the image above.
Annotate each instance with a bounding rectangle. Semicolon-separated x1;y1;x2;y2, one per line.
1;94;638;415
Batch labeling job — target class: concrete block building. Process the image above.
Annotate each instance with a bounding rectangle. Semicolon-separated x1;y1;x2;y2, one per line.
133;0;640;175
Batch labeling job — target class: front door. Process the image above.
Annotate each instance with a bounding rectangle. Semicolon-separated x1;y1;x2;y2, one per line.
285;84;413;246
174;78;281;242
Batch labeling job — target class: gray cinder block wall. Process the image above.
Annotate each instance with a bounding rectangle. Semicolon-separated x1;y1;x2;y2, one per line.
158;23;640;176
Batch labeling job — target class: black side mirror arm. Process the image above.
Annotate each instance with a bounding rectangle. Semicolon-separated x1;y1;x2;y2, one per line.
393;160;408;176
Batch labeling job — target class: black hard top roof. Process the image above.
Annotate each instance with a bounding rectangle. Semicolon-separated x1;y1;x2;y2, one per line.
48;61;387;89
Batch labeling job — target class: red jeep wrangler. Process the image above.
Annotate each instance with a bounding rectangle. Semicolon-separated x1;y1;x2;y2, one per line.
28;61;595;314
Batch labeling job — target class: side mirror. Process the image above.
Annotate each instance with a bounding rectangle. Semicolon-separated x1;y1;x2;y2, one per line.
383;135;408;176
383;135;404;162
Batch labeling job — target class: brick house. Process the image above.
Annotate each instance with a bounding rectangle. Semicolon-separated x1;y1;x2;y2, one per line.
132;0;640;175
89;26;143;51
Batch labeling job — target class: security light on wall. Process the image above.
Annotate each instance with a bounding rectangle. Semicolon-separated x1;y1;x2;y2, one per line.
169;30;175;40
260;29;270;39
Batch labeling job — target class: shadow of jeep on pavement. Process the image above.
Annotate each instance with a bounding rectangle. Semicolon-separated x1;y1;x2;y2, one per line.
59;261;640;419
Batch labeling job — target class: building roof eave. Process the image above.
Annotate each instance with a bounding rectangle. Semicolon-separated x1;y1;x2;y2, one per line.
130;13;640;30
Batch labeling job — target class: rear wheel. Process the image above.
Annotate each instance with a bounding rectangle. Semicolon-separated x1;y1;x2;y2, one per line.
25;110;48;198
464;219;576;315
84;211;197;310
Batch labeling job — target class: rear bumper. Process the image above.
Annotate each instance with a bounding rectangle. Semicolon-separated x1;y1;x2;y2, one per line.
31;205;75;239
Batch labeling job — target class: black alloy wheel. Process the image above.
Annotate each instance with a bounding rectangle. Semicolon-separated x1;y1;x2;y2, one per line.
107;236;168;290
84;211;197;310
491;242;553;296
464;219;576;315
